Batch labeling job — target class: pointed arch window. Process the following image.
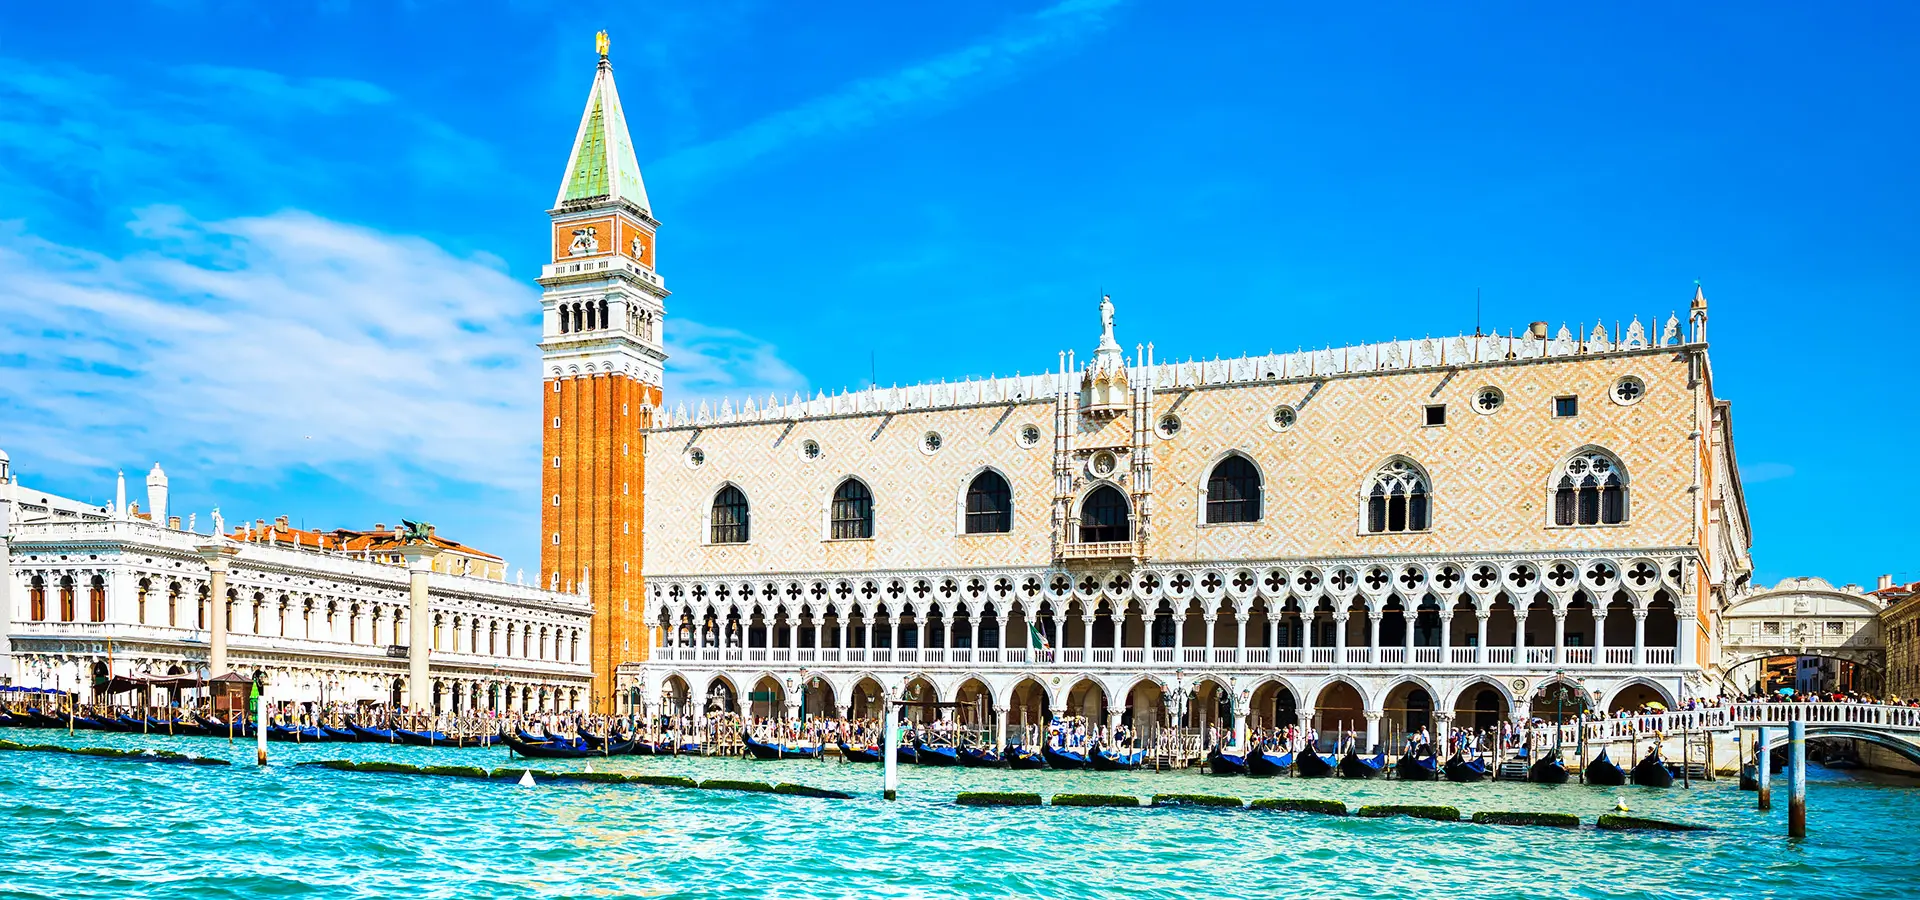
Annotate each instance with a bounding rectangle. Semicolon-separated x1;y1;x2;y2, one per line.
59;576;76;622
88;575;106;622
964;471;1012;534
1079;484;1131;543
1364;458;1431;533
1554;449;1628;525
1205;454;1262;524
28;575;45;621
830;479;874;540
711;485;750;544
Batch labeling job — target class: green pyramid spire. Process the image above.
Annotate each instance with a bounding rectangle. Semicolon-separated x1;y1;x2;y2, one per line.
556;48;649;211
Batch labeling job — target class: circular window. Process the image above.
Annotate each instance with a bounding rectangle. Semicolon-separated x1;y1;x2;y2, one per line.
1091;452;1118;477
922;431;943;454
1268;405;1297;432
1474;387;1504;414
801;440;820;460
1017;424;1042;448
686;447;706;468
1612;375;1646;406
1156;414;1181;439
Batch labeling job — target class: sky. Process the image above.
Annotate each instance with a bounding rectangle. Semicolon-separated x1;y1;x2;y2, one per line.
0;1;1915;587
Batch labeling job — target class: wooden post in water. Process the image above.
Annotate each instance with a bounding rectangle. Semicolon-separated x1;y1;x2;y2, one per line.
255;689;269;766
1756;726;1772;811
1787;720;1807;838
1682;727;1691;788
881;694;899;801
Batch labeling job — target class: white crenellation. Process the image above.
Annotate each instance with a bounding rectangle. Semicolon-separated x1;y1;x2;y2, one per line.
652;317;1700;431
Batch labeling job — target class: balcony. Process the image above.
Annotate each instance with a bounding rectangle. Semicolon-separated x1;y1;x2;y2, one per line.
1057;540;1139;562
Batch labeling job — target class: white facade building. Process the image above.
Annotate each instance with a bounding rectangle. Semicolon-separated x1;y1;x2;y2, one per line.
3;461;594;712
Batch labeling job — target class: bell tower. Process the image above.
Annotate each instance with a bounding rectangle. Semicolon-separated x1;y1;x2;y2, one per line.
538;32;665;707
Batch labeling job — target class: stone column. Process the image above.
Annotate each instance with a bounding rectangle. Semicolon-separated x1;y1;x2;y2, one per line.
400;545;439;712
1593;611;1608;661
1364;712;1381;753
1678;610;1697;666
1401;608;1414;659
1633;610;1648;666
1081;615;1095;654
1439;612;1453;662
1203;614;1217;661
1113;607;1125;655
1367;611;1382;664
838;620;849;652
1234;614;1248;663
1334;612;1348;659
1233;701;1249;750
1552;610;1567;664
196;543;241;678
1475;609;1489;664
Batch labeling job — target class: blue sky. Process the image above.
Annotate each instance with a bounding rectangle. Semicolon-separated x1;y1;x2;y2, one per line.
0;2;1914;586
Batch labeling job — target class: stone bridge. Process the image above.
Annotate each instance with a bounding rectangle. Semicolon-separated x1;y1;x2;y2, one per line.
1578;702;1920;767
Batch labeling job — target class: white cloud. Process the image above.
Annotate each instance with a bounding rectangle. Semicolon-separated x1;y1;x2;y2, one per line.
0;208;805;501
665;319;809;405
654;0;1128;185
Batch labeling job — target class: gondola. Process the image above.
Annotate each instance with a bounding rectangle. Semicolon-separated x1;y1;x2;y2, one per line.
267;724;329;742
1739;763;1759;792
504;733;602;759
1443;753;1488;782
677;741;703;755
1207;749;1248;776
320;725;358;741
894;743;920;765
1395;749;1439;781
197;713;252;738
781;742;823;760
1586;749;1629;787
1630;750;1675;787
915;741;961;767
1041;744;1088;770
110;714;147;732
350;723;397;743
741;732;786;760
1004;745;1045;770
1528;749;1570;785
171;717;212;737
959;746;1003;768
71;712;116;731
1089;744;1143;771
837;740;882;763
1248;749;1294;777
628;739;658;756
1338;751;1386;779
1295;749;1338;778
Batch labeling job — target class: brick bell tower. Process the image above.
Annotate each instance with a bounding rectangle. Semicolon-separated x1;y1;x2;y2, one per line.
539;31;665;709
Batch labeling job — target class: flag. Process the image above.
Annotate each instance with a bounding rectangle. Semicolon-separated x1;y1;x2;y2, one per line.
1029;623;1052;651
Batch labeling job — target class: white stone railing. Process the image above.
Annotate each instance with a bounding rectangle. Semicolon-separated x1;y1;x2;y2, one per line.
1577;702;1920;744
647;642;1687;672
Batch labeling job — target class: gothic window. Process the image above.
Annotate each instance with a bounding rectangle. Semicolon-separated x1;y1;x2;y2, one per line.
89;575;105;622
167;582;179;627
1553;449;1628;525
964;471;1013;534
711;485;750;544
1079;484;1131;543
1205;455;1261;524
59;576;75;622
137;578;150;624
1364;458;1431;533
830;479;874;540
28;576;45;621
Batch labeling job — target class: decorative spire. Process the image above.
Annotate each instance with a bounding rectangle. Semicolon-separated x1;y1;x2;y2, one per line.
556;33;650;211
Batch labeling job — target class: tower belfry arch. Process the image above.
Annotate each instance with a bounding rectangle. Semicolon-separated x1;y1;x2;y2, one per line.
540;32;667;708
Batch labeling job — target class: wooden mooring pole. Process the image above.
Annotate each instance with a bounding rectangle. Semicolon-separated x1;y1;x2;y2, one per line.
1756;725;1772;811
1788;720;1807;839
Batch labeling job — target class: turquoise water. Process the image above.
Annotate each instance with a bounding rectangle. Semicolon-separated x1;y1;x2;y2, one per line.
0;727;1911;899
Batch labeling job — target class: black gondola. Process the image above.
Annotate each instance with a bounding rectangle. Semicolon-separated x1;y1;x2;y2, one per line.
1338;751;1386;779
1004;745;1044;770
1248;749;1294;777
1586;749;1629;786
1395;749;1439;781
1041;744;1088;770
1443;753;1488;782
895;743;919;765
1529;749;1570;784
1089;744;1142;771
350;723;397;742
959;746;1003;768
505;734;602;759
1207;749;1247;775
1630;750;1675;787
837;740;882;763
1295;749;1338;778
742;732;785;760
915;741;960;766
